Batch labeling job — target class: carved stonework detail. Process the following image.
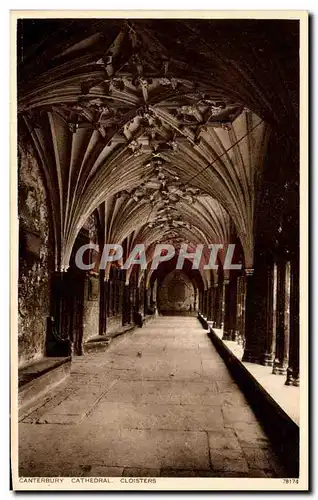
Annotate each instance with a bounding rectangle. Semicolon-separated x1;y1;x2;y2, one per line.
129;159;201;211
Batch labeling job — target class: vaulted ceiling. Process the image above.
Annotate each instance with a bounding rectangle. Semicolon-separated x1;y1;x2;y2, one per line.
18;18;299;277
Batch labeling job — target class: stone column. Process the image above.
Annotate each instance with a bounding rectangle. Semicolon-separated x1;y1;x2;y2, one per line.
242;269;258;363
122;282;129;326
129;282;134;323
203;290;207;318
205;289;209;318
223;275;237;341
150;284;154;306
205;287;209;320
235;277;241;343
152;279;157;308
143;286;148;316
221;278;230;339
208;285;214;324
108;273;113;317
285;257;299;385
272;260;291;375
47;270;75;357
135;285;140;312
211;283;217;327
262;262;278;366
104;277;109;332
199;290;203;314
207;286;213;321
242;262;272;364
214;272;225;330
99;270;108;335
115;272;119;315
214;282;222;329
194;288;197;311
119;271;124;316
235;275;246;346
220;279;227;329
208;289;211;319
112;273;117;316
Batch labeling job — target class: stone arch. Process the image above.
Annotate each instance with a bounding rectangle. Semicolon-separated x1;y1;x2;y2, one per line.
157;270;196;314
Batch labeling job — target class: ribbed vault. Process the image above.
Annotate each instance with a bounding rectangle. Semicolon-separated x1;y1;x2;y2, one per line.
17;18;291;273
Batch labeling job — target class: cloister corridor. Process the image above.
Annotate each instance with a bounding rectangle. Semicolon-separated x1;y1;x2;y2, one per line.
19;316;287;478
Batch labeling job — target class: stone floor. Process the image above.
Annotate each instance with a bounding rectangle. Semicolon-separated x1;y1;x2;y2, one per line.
19;316;287;478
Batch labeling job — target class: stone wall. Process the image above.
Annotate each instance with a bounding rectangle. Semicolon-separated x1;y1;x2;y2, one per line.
18;139;52;367
158;271;195;313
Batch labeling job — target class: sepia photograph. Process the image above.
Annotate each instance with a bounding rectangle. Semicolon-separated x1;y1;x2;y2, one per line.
10;10;308;491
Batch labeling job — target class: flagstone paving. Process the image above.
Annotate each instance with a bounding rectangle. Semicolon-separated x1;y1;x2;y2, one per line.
19;316;287;478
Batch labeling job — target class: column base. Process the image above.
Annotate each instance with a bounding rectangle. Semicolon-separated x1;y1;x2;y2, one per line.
272;358;288;375
262;352;274;366
222;329;235;341
68;340;74;358
75;344;84;356
285;367;299;386
242;348;260;364
222;331;232;341
234;330;245;347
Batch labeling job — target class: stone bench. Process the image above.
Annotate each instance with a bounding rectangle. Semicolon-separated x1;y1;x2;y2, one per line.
198;313;299;478
18;357;71;413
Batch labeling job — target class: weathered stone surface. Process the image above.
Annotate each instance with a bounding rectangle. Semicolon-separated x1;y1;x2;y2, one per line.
18;139;52;366
19;357;70;387
231;422;270;448
21;384;75;423
241;447;274;470
19;424;211;474
209;450;249;474
222;406;258;425
208;429;242;450
216;380;240;393
86;401;224;431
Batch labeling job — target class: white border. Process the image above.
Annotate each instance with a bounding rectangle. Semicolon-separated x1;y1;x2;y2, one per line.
4;5;312;497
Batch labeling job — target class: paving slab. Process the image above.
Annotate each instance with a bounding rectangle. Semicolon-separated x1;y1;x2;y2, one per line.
87;401;224;431
19;424;210;474
208;429;242;450
209;449;249;474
